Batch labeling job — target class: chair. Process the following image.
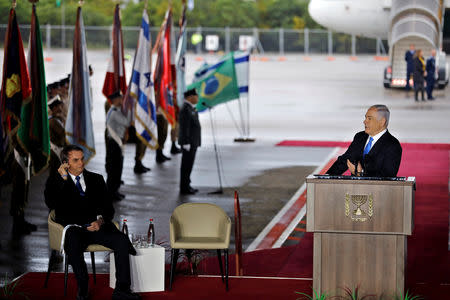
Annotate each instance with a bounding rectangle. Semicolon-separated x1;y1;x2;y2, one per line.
43;210;117;296
169;203;231;290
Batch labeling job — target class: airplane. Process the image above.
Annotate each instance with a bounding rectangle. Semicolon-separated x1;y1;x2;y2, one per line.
308;0;450;39
308;0;450;89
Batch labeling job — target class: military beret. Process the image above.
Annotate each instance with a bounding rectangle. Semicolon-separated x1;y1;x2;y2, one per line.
107;91;123;100
184;88;198;98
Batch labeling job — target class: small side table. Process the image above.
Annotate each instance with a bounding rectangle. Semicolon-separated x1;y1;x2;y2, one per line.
110;245;165;292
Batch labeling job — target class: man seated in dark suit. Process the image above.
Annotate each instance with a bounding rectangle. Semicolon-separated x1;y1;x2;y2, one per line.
44;145;140;300
326;105;402;177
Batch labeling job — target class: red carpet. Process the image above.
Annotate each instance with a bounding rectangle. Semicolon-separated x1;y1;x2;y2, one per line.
9;272;312;300
8;141;450;299
201;141;450;298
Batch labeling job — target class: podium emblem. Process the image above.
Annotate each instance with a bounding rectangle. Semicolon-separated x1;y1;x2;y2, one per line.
345;193;373;222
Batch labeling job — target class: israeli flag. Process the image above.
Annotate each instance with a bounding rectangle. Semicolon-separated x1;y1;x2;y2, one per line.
194;51;249;96
129;10;158;149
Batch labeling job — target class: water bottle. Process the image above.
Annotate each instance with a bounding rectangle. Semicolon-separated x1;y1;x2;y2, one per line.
147;218;155;246
122;219;129;240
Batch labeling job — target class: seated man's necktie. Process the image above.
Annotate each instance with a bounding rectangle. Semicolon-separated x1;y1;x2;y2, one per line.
363;137;374;158
75;175;85;196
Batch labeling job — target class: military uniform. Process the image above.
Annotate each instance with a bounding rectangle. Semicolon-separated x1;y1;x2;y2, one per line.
178;91;201;194
105;103;130;200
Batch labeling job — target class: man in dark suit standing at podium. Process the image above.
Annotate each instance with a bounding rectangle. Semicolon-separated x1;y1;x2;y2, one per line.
178;88;201;195
326;105;402;177
44;145;140;300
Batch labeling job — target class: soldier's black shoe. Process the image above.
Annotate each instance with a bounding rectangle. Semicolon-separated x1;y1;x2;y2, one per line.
180;187;197;195
134;162;149;174
170;142;182;154
189;186;199;193
12;217;37;236
24;220;37;232
156;150;171;163
112;192;125;201
112;288;141;300
76;289;89;300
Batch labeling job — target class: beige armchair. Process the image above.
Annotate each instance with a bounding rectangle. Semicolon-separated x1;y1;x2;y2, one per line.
169;203;231;290
43;210;117;296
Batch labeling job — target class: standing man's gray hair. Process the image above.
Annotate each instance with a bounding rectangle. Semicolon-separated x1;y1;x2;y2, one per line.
370;104;390;127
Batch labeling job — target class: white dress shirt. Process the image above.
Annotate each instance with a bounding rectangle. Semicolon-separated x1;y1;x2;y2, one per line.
69;172;86;192
364;129;387;149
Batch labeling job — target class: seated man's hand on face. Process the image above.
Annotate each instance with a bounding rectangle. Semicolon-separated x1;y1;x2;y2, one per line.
58;163;69;180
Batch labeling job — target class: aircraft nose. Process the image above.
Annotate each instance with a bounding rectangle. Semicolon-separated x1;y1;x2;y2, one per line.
308;0;327;26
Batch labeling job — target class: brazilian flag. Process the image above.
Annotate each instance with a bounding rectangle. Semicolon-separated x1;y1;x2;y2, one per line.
189;52;240;112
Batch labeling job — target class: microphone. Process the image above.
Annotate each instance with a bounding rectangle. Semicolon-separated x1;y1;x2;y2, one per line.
202;102;212;109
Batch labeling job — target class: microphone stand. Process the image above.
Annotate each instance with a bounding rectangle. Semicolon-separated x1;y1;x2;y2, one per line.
205;103;223;194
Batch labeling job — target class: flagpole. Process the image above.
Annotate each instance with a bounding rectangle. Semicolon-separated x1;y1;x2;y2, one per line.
234;52;255;143
208;108;223;195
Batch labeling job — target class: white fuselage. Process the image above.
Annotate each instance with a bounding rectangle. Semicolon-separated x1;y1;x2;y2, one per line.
308;0;391;39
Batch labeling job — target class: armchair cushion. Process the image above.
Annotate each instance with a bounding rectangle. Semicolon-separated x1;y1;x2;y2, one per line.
170;203;231;250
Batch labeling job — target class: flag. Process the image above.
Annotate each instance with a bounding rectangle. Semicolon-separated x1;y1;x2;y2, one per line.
189;52;240;112
102;4;127;99
126;9;158;149
153;9;177;126
194;51;249;96
175;1;187;108
16;4;50;175
0;108;5;177
65;6;95;162
0;8;31;174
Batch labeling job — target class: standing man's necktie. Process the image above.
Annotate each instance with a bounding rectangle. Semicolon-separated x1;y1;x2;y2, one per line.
363;137;374;158
75;176;85;196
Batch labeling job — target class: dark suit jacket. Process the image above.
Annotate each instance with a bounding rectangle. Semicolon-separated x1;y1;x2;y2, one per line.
44;170;115;226
426;57;435;81
413;56;425;85
178;102;201;148
405;50;415;72
326;130;402;177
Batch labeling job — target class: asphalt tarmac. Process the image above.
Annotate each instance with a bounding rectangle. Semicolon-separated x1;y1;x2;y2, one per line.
0;51;448;282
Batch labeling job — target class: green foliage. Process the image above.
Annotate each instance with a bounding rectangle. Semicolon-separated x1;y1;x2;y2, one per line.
0;0;321;29
1;273;29;300
295;288;331;300
394;290;423;300
335;285;375;300
295;286;424;300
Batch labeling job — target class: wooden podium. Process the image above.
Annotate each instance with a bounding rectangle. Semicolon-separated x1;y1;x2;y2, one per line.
306;175;415;297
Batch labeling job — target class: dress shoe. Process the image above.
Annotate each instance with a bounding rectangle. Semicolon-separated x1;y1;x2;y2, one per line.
170;142;182;154
134;163;149;174
189;186;199;193
156;150;171;163
180;187;197;195
76;289;89;300
112;288;141;300
12;217;37;236
428;97;435;100
112;192;125;201
23;219;37;232
180;188;195;195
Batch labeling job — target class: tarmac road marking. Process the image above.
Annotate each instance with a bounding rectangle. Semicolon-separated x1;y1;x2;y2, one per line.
246;147;343;252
